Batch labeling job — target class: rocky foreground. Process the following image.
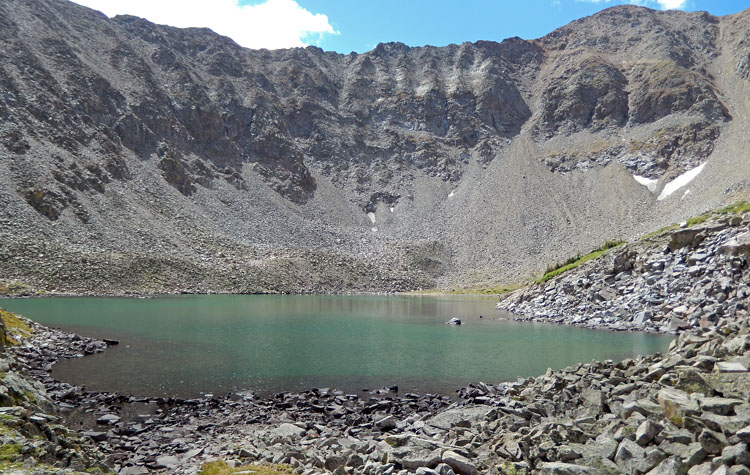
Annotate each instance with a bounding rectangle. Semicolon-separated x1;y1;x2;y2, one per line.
2;295;749;475
0;310;110;474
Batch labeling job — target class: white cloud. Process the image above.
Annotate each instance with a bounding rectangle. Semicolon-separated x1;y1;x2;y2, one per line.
655;0;687;9
71;0;338;49
575;0;687;9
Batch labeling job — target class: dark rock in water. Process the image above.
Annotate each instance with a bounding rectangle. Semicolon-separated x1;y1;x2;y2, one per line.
103;338;119;345
447;317;462;325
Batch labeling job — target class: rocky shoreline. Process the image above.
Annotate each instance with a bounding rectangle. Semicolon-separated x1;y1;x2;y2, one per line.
1;306;749;474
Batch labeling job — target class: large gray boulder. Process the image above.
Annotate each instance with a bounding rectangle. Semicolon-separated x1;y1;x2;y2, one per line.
426;406;495;430
538;462;601;474
718;232;750;256
441;450;477;475
270;422;307;441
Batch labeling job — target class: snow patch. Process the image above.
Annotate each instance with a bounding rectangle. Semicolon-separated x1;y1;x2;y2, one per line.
371;227;377;232
633;174;658;193
389;207;394;213
657;163;706;201
367;212;376;224
448;190;455;198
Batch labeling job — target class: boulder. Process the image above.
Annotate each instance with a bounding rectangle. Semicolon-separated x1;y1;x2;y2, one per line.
669;228;704;251
687;462;714;475
716;361;748;373
615;438;646;470
435;463;457;475
718;232;750;256
658;388;700;427
538;462;600;474
646;456;685;475
441;450;477;475
635;420;659;446
427;406;494;430
399;449;442;471
737;425;750;442
96;413;121;425
271;422;306;441
155;455;180;470
698;428;728;455
699;397;743;415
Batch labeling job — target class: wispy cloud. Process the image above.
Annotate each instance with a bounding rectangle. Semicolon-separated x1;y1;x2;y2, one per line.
655;0;687;9
71;0;339;49
574;0;687;9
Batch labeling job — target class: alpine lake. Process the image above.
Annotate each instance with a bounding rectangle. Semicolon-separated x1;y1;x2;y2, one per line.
2;294;672;398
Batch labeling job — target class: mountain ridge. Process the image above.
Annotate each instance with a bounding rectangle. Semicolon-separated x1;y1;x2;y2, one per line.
0;0;748;293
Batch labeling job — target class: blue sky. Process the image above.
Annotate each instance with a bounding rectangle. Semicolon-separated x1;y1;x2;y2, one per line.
305;0;749;53
72;0;748;53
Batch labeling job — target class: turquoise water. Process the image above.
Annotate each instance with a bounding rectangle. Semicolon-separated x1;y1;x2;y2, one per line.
2;295;672;397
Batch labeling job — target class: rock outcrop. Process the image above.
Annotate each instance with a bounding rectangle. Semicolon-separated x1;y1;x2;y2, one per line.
499;210;750;333
0;309;109;473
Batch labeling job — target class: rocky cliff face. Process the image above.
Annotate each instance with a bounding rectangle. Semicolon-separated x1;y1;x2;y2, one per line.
0;0;749;293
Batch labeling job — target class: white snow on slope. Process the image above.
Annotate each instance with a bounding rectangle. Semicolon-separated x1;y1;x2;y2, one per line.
657;163;706;201
633;175;658;193
367;212;376;224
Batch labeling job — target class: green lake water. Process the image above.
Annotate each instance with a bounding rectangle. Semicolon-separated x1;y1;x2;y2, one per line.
1;295;672;397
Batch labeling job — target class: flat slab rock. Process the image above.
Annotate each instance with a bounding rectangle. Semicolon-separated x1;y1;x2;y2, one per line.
426;405;495;430
270;422;307;439
716;361;748;373
538;462;602;474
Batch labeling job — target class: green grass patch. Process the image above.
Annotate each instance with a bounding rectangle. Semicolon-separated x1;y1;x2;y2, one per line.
686;213;711;226
0;309;33;346
641;224;679;240
199;461;295;475
641;201;749;241
536;240;625;284
716;200;750;215
0;443;21;462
